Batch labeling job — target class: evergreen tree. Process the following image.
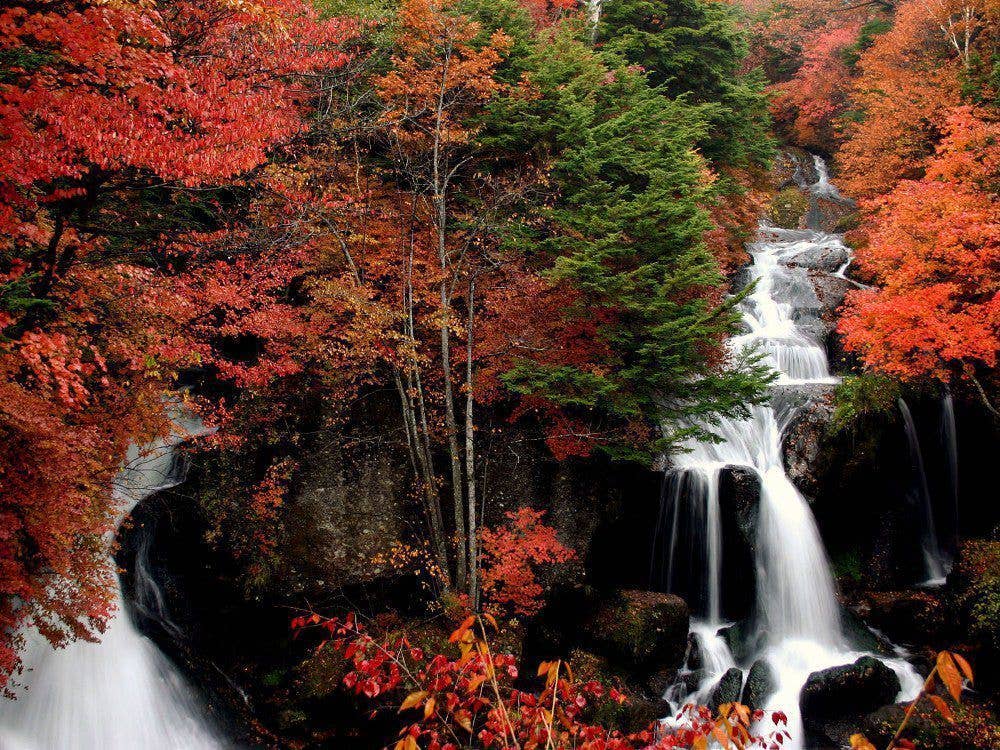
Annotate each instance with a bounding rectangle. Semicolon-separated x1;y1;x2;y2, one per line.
596;0;774;171
485;30;771;458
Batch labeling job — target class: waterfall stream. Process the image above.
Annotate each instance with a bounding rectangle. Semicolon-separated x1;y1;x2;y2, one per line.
0;416;225;750
659;156;922;748
899;399;949;584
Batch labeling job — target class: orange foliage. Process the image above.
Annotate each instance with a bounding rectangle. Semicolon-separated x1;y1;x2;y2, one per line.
840;107;1000;382
478;508;575;617
771;21;862;149
838;0;965;197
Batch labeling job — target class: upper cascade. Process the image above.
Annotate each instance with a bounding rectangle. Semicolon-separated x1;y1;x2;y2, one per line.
658;155;921;749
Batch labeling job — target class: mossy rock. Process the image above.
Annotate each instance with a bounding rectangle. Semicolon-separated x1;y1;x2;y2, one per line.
768;187;809;228
741;659;775;711
583;590;689;671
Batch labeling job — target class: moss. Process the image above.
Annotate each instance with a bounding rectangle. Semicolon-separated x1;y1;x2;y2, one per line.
955;540;1000;653
829;374;901;434
832;548;864;586
834;211;861;233
768;186;808;228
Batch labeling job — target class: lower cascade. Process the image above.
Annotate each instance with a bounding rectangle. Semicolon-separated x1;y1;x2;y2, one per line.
0;417;225;750
658;156;922;748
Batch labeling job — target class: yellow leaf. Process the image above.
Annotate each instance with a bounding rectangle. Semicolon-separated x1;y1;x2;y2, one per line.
423;697;436;720
399;690;428;712
849;734;877;750
937;651;963;702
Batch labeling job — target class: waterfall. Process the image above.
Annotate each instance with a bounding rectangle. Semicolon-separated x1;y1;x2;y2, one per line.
899;399;949;584
653;468;724;623
809;154;845;202
0;415;225;750
659;155;921;749
942;390;960;557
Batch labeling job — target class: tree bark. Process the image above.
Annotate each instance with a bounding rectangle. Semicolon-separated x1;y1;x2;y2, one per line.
431;41;467;589
465;277;479;608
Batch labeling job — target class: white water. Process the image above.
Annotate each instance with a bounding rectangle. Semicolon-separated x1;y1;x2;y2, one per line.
942;391;959;564
661;156;921;748
899;399;951;585
809;154;845;202
0;416;225;750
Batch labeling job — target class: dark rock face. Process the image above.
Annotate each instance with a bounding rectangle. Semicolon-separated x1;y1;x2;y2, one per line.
782;391;835;501
583;590;690;672
800;656;901;747
718;466;760;618
708;667;744;713
283;432;409;594
719;467;760;551
741;659;776;711
849;590;947;647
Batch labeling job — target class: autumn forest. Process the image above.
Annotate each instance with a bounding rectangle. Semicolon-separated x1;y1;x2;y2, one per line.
0;0;997;748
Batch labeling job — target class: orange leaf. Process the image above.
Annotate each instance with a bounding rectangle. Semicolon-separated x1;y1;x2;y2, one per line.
937;651;963;701
693;736;708;750
928;694;954;722
423;696;436;720
849;734;876;750
950;652;974;683
712;724;731;748
455;711;473;733
537;660;552;677
482;613;498;630
399;690;428;712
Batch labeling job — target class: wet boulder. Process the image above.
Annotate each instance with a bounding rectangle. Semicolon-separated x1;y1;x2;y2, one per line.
839;606;895;656
740;659;776;711
717;618;760;664
809;272;853;321
800;656;901;747
784;240;850;274
708;667;744;712
583;590;689;672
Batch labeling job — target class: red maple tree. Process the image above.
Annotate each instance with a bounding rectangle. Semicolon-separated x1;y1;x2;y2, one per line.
0;0;353;686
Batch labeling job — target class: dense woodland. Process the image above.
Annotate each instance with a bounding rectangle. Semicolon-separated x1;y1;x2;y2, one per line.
0;0;998;748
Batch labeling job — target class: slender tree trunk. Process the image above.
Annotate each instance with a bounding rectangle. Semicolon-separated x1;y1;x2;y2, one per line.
436;193;467;589
431;43;467;589
395;199;452;591
465;277;479;608
395;371;451;591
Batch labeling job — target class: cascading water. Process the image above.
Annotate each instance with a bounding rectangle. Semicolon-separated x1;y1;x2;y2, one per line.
658;155;921;748
942;389;960;559
0;416;225;750
899;399;950;585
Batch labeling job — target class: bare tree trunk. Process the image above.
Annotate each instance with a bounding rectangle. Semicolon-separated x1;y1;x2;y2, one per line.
395;371;451;591
436;194;467;590
431;42;467;589
465;277;479;608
